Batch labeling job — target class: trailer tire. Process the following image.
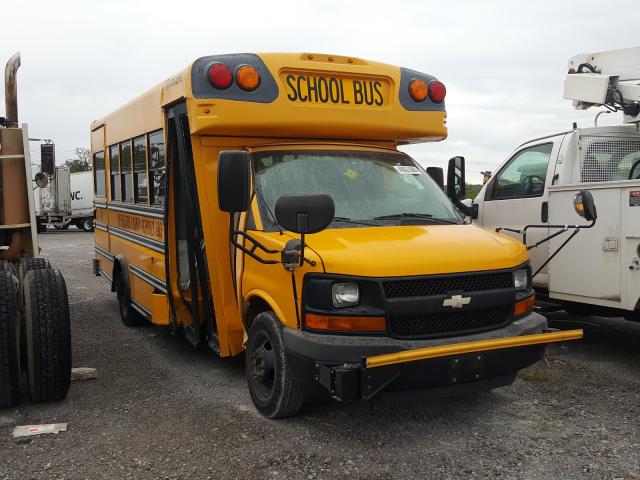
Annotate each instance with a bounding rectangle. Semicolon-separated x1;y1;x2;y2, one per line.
19;257;51;279
246;312;305;418
23;268;71;403
115;267;144;327
0;270;20;408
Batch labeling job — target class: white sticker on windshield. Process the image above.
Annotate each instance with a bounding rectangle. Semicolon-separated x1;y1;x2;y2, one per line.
394;165;421;175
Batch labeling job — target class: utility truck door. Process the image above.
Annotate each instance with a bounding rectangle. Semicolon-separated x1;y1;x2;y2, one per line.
480;142;557;286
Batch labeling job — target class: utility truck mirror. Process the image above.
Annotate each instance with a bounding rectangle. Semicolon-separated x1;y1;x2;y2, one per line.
574;190;597;222
447;156;466;202
218;151;251;213
34;172;48;189
275;194;335;234
426;167;444;190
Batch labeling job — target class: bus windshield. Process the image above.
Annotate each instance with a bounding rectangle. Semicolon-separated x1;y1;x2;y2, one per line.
252;149;463;229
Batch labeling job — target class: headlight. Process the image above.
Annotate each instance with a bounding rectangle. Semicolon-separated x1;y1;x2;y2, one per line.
513;269;530;290
332;283;360;308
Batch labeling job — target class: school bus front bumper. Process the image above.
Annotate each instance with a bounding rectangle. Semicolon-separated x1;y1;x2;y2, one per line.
283;312;583;401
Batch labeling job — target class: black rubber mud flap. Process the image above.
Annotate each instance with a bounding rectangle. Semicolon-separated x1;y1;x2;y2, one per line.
0;270;20;408
23;268;72;403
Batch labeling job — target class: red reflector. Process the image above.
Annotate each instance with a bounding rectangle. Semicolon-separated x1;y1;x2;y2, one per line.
428;81;446;103
208;63;233;89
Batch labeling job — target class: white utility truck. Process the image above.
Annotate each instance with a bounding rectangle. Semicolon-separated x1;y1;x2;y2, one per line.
450;46;640;321
38;167;94;231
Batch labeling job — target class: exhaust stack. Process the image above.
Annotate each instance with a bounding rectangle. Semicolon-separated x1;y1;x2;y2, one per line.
0;52;28;261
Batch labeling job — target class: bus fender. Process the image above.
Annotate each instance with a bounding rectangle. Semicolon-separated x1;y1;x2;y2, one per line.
243;289;289;330
111;255;129;294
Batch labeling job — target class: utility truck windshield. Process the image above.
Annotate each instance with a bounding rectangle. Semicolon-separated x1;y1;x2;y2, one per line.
252;149;463;229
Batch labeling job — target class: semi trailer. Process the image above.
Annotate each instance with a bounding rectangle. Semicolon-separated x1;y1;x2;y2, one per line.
0;53;71;408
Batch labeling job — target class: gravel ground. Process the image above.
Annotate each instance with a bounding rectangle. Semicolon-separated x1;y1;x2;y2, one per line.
1;231;639;480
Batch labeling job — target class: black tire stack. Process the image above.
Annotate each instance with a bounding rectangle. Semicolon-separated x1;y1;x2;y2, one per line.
0;258;71;408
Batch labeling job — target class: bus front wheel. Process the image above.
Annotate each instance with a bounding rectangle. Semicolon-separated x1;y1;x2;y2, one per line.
246;312;305;418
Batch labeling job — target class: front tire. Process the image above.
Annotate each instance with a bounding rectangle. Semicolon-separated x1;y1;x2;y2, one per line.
23;268;72;403
0;270;20;408
246;312;304;418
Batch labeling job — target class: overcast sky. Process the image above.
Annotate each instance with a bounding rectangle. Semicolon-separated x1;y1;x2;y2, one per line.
1;0;638;182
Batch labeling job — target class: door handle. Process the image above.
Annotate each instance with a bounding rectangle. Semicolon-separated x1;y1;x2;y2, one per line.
541;202;548;223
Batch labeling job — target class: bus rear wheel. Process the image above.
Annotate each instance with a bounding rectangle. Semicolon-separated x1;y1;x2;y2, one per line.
23;268;72;403
115;269;143;327
0;270;20;408
246;312;304;418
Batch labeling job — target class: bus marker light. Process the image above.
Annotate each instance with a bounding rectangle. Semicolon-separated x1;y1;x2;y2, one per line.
408;79;428;102
305;314;386;332
208;63;233;89
236;65;260;91
428;81;446;103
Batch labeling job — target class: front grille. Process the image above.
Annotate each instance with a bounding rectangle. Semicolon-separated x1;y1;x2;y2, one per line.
388;305;512;339
383;272;513;298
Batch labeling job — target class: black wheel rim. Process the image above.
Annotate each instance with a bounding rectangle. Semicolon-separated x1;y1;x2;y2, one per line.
249;331;276;402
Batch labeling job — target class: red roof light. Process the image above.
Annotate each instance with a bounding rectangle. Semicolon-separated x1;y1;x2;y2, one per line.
208;63;233;89
428;81;446;103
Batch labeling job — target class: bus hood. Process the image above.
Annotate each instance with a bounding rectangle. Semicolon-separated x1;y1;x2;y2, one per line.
305;224;528;277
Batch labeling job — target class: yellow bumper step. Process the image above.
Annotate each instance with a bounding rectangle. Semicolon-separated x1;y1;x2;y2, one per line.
365;329;583;369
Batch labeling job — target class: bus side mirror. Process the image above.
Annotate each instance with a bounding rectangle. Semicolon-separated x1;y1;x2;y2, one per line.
574;190;597;222
218;151;251;213
426;167;444;190
275;194;335;234
446;156;466;202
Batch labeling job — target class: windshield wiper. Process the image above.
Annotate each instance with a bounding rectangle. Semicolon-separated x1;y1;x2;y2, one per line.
332;216;378;227
372;213;460;225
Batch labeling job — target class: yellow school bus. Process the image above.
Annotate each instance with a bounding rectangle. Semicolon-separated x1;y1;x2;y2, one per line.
91;53;581;417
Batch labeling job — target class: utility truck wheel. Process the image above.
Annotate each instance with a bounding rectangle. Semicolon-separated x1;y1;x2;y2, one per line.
115;269;143;327
246;312;304;418
19;257;51;279
81;218;94;232
23;269;71;403
0;270;20;408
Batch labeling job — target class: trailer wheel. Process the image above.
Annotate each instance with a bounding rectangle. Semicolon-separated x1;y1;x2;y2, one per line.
80;218;94;232
0;270;20;408
115;269;143;327
246;312;305;418
19;257;51;279
23;268;71;403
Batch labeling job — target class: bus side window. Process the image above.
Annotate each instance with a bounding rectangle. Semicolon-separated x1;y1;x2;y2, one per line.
93;151;105;196
121;140;133;203
133;136;148;204
148;130;165;206
109;144;121;201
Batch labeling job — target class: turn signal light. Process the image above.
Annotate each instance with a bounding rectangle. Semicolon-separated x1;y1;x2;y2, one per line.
428;81;446;103
305;314;386;332
208;63;233;89
408;79;428;102
236;65;260;91
514;295;535;317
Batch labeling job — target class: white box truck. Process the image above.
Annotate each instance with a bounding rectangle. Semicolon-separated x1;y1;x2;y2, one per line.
38;167;94;231
447;47;640;321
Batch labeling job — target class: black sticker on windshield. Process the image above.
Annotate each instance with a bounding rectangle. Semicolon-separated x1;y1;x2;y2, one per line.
630;191;640;206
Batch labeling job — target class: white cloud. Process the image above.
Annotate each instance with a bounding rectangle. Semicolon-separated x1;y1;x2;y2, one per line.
0;0;637;181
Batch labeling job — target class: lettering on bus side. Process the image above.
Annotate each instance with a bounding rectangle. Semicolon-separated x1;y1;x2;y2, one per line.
285;74;384;106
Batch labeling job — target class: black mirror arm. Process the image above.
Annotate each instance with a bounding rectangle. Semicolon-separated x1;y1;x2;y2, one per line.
230;227;316;267
454;200;478;219
496;218;596;279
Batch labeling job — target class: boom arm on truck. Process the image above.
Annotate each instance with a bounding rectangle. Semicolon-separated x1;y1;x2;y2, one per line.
564;46;640;123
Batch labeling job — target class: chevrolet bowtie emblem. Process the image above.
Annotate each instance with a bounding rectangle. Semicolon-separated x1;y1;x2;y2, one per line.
443;294;471;309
